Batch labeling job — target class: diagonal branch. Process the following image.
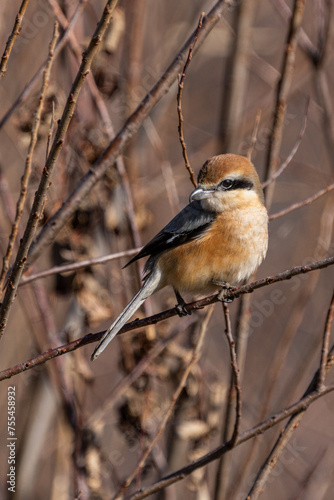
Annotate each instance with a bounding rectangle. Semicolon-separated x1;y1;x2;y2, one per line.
0;22;59;292
0;0;89;130
0;256;333;382
177;12;204;188
247;303;334;499
113;306;214;499
124;383;334;500
0;0;30;80
0;0;118;341
264;0;306;209
269;182;334;221
26;0;236;267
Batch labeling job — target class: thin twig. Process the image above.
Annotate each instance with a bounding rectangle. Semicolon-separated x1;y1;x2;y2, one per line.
113;306;214;499
272;0;317;60
0;23;59;292
20;248;141;286
0;0;89;130
177;13;204;188
246;337;334;499
124;383;334;500
47;0;146;291
26;1;237;267
88;316;198;429
47;0;115;140
232;201;334;498
247;110;262;161
0;1;118;341
0;256;333;382
318;289;334;389
0;0;30;80
45;100;55;162
269;182;334;220
262;97;310;188
222;304;241;445
219;0;256;154
214;302;243;499
264;0;306;209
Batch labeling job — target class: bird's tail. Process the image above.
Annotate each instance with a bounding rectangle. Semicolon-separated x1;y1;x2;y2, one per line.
91;270;161;361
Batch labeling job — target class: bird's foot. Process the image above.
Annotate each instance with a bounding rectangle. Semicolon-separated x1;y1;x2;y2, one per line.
175;303;191;317
212;280;239;303
174;290;191;317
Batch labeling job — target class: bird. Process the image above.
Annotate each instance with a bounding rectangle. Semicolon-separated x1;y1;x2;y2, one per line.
91;154;268;361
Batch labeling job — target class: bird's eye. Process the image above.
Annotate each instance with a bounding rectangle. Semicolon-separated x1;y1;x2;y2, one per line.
220;179;234;190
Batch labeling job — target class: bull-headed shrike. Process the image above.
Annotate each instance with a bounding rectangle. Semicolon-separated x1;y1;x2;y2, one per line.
91;154;268;361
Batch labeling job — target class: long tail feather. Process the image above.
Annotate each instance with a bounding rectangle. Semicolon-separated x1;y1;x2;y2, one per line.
91;270;161;361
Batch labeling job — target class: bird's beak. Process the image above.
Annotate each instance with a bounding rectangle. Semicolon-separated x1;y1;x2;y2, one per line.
189;187;215;203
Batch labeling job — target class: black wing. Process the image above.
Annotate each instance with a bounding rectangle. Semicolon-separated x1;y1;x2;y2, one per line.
124;201;215;268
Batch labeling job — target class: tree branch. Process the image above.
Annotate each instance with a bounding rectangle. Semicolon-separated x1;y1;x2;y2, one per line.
0;0;118;341
0;0;30;80
26;0;236;267
0;256;333;382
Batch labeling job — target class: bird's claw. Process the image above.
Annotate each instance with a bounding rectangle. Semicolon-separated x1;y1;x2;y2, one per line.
175;303;191;317
212;280;239;303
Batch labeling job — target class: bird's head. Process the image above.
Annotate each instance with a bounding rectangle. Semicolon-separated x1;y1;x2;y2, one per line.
189;154;264;213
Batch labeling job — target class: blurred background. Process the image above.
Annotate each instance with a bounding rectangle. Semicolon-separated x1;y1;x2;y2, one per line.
0;0;333;499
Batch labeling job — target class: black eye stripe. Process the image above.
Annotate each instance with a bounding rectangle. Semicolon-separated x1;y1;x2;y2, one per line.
218;178;253;191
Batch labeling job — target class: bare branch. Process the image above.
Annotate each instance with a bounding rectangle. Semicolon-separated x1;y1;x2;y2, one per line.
0;0;118;341
0;256;333;382
269;182;334;221
20;248;141;286
264;0;306;209
0;22;59;292
177;12;204;188
318;289;334;389
0;0;89;130
0;0;30;80
262;97;309;188
124;383;334;500
114;306;214;499
247;329;334;499
247;109;261;161
26;1;236;267
222;303;241;445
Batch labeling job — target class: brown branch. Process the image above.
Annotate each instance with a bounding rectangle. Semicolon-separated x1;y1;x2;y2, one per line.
232;202;334;497
0;22;59;292
20;248;141;286
272;0;317;60
269;182;334;221
318;289;334;389
0;0;118;341
45;100;56;162
247;331;334;499
262;96;309;188
264;0;306;209
0;256;333;382
88;316;198;429
47;0;145;289
48;0;114;138
124;384;334;500
222;304;241;445
0;0;89;130
177;13;204;188
0;0;30;80
214;303;242;498
247;109;261;161
113;306;214;499
219;0;256;154
26;1;236;268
